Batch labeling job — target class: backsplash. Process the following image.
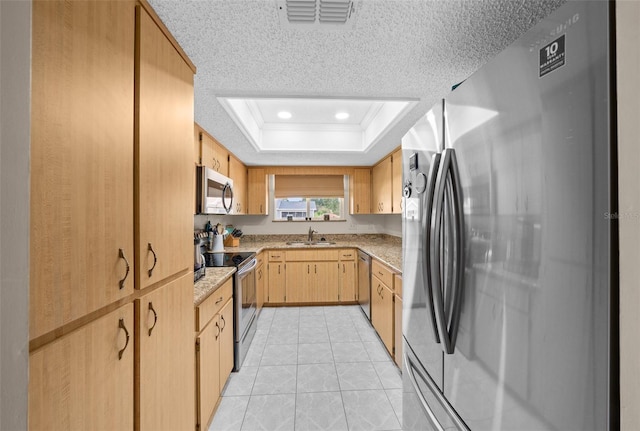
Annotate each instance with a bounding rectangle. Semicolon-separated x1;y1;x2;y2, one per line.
194;213;402;237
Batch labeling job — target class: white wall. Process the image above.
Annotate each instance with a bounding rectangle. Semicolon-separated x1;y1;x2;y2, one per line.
616;2;640;429
0;1;31;429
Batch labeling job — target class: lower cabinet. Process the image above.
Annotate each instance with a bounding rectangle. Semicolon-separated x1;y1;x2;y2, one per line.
338;249;357;302
394;274;403;367
196;296;234;430
136;273;195;431
256;253;265;312
372;273;394;357
29;304;134;431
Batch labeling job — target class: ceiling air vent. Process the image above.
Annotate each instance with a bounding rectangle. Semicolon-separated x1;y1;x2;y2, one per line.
277;0;357;31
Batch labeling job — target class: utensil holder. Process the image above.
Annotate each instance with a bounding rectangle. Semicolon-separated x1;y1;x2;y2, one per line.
212;235;224;252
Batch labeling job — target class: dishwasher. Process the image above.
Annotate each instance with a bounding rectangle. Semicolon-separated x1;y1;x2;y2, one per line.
357;250;371;320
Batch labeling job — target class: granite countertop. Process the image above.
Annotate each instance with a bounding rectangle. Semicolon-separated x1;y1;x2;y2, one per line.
193;267;236;306
194;234;402;305
219;234;403;273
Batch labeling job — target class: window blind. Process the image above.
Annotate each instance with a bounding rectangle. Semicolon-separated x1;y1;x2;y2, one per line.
274;175;345;198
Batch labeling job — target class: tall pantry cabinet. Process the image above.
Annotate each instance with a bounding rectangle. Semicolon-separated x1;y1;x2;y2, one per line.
29;1;196;430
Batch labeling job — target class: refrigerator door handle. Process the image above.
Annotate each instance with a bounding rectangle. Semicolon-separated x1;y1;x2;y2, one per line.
431;148;465;354
404;349;470;431
422;152;442;343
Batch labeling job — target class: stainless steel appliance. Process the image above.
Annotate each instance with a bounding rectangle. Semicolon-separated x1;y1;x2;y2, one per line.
357;250;371;320
402;2;617;430
203;251;257;370
196;166;234;214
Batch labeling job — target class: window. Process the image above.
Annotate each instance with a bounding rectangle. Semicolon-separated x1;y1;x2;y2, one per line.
273;175;345;221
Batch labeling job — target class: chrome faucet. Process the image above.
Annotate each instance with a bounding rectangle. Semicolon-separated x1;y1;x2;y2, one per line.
308;226;317;242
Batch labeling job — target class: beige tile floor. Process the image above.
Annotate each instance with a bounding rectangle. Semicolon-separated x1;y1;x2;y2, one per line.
208;305;402;431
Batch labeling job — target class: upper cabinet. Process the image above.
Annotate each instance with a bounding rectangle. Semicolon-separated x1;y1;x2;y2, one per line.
248;168;268;215
136;5;194;288
372;156;393;214
391;148;403;214
199;127;229;175
349;168;372;215
30;0;136;340
228;154;247;214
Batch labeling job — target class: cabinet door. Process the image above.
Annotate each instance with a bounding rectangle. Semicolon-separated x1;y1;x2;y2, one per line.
136;273;195;430
316;261;339;302
371;275;394;356
228;155;247;214
29;304;134;430
339;260;357;302
394;294;402;368
137;6;194;289
30;0;135;340
372;156;392;214
349;168;371;214
219;298;235;385
247;168;268;215
268;263;286;303
285;262;311;303
196;316;220;429
194;124;202;165
392;148;403;214
256;262;265;311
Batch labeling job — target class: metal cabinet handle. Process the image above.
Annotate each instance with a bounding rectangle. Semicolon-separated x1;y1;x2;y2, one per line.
147;243;157;277
215;296;223;304
118;248;130;290
260;204;263;213
343;263;345;273
278;265;281;275
215;321;220;340
220;315;226;330
148;302;158;336
118;318;130;360
356;204;359;213
307;265;310;274
315;264;317;274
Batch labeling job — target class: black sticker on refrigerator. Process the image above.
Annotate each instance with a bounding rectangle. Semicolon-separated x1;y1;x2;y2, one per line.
539;35;565;77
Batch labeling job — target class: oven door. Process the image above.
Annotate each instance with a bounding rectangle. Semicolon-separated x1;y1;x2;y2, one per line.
234;257;257;370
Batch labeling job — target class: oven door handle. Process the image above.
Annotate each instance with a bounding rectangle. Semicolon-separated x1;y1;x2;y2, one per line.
237;258;258;276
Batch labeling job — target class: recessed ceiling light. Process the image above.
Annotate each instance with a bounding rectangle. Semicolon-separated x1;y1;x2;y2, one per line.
335;112;350;120
277;111;292;120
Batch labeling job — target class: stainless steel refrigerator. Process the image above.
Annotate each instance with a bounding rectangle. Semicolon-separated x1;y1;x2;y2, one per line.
401;1;617;430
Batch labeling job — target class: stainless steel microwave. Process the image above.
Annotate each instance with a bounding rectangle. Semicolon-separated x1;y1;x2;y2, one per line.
196;166;234;214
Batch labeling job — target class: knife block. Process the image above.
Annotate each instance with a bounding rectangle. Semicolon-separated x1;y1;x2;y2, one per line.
224;236;240;247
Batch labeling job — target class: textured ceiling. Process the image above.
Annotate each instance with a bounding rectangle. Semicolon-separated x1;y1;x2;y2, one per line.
149;0;565;166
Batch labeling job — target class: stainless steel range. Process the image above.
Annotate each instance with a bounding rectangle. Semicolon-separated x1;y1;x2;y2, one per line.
204;251;257;370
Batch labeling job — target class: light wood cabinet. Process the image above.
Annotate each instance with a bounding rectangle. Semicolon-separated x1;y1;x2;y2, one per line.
137;5;194;289
199;128;228;174
136;273;195;431
349;168;372;214
371;258;395;356
339;250;357;302
284;250;339;303
372;156;393;214
268;251;286;303
247;168;268;215
195;283;234;430
196;315;220;430
256;253;265;312
29;304;134;431
30;0;135;340
228;154;247;214
394;274;403;368
392;148;403;214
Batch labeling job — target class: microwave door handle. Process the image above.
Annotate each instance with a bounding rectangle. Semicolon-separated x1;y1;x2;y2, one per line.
222;182;234;214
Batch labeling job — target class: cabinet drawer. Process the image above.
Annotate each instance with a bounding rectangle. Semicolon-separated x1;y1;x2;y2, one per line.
394;273;403;298
256;252;265;266
315;249;339;261
268;251;285;261
372;259;394;289
338;249;356;261
196;277;233;331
